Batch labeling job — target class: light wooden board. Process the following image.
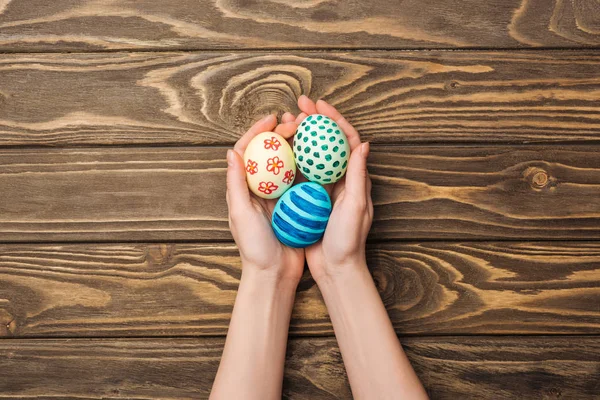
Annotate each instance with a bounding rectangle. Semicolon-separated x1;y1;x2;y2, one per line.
1;242;599;337
0;0;599;51
2;51;600;146
0;146;599;242
1;336;598;399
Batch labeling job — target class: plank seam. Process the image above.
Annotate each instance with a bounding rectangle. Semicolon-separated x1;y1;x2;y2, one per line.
2;333;600;341
2;237;600;245
3;142;600;151
1;47;600;55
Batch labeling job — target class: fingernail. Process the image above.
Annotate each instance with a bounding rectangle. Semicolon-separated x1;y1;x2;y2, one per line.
227;149;234;166
361;142;370;158
261;114;275;123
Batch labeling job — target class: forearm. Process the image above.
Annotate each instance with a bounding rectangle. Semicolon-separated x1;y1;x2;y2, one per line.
318;264;428;400
210;268;298;400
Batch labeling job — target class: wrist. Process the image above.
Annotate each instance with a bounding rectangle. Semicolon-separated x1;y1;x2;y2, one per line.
314;259;370;291
240;264;300;294
314;263;381;334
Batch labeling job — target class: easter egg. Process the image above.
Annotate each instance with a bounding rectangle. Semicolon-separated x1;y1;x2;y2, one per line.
271;182;332;248
293;114;350;185
244;131;296;199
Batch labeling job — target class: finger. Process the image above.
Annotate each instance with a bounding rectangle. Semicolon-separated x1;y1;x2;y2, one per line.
233;114;277;156
281;112;295;123
298;95;317;115
274;121;298;139
316;99;362;151
295;112;308;124
226;149;251;212
344;142;370;202
331;175;346;203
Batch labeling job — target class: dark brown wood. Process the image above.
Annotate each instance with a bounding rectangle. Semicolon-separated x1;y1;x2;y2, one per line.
405;336;600;400
2;51;600;146
1;242;599;337
1;336;598;399
2;2;598;399
0;146;599;242
0;0;599;51
369;145;600;240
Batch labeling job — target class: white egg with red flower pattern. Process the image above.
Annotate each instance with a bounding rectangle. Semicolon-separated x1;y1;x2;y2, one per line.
243;132;296;199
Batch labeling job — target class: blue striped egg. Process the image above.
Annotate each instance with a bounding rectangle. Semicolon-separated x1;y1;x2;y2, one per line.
271;182;332;248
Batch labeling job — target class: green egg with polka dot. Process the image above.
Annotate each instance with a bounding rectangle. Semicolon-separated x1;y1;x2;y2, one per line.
293;114;351;185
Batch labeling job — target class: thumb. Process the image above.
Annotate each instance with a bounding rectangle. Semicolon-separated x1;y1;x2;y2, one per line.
344;142;370;202
226;149;251;212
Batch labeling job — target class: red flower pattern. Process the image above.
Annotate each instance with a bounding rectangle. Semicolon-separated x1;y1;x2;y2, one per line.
246;159;258;175
282;169;295;184
266;156;284;175
264;136;281;151
258;181;278;195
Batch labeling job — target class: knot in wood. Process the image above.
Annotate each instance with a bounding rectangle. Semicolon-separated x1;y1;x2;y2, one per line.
532;170;548;188
445;81;460;90
145;244;174;266
3;317;16;336
524;167;552;190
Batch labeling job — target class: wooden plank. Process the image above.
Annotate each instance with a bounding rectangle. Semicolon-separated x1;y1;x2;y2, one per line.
1;336;598;399
1;242;599;337
0;146;599;242
0;1;599;51
2;51;600;146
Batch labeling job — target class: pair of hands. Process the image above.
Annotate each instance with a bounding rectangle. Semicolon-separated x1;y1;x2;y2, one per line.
226;96;373;286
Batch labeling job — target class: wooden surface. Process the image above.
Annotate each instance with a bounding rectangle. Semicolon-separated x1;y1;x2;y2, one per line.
1;0;600;51
2;51;600;147
2;1;600;398
1;242;599;338
1;336;599;399
0;146;599;242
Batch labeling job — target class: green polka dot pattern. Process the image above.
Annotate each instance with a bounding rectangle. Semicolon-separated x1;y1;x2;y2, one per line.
293;114;350;185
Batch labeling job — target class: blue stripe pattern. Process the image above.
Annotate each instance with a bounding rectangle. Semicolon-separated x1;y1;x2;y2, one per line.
272;182;332;248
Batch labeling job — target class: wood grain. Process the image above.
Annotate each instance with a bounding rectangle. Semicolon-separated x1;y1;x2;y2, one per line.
1;242;599;337
2;51;600;146
1;336;598;399
0;0;599;51
0;146;599;242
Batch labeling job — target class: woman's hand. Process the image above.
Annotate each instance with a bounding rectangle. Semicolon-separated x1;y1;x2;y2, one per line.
213;113;305;400
295;96;373;283
226;113;304;284
293;97;427;400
